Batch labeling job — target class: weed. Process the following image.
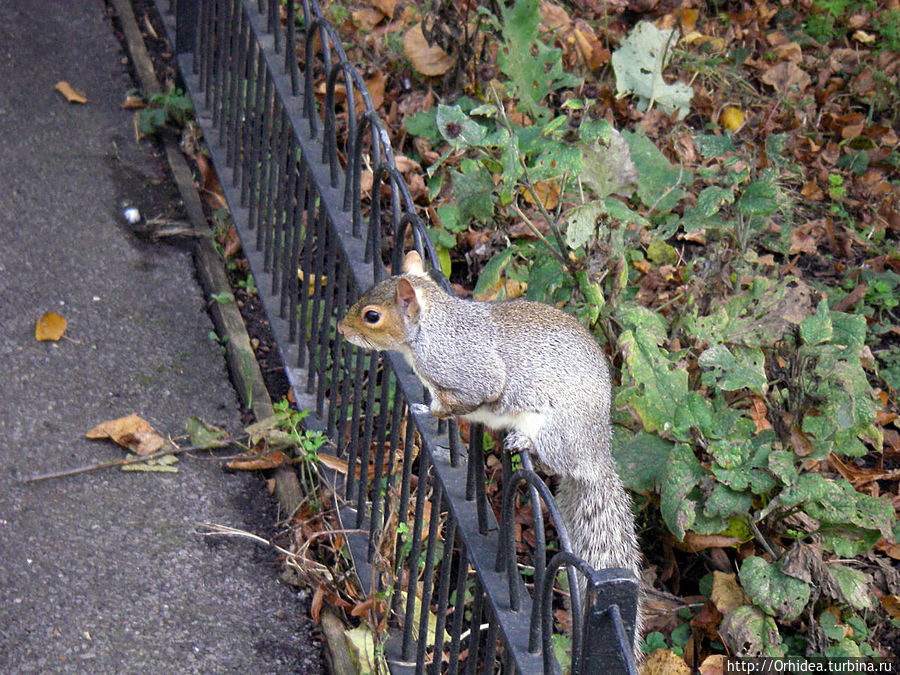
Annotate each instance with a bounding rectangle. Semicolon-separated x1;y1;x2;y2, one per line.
137;87;193;137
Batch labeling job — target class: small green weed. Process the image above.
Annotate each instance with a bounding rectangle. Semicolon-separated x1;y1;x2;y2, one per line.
137;87;193;136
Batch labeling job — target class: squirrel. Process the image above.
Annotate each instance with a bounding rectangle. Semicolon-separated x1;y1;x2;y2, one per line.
338;250;643;653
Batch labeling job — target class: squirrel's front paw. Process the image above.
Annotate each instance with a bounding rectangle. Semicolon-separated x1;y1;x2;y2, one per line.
504;430;532;451
429;401;453;419
410;403;431;417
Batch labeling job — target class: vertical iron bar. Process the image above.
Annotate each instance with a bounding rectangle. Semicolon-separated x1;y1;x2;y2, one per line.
414;482;443;675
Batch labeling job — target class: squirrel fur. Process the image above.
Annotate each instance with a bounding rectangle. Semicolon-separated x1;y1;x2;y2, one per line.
338;250;643;650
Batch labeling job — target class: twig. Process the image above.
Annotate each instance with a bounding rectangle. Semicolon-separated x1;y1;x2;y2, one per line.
22;442;237;483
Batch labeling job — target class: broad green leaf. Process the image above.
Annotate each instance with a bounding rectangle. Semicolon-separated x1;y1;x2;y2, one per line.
602;196;649;228
435;204;463;233
623;129;693;215
739;556;810;621
525;256;569;303
704;484;754;519
579;127;639;199
617;328;689;434
405;108;440;143
185;416;229;449
659;444;704;539
825;564;872;610
694;185;735;217
473;248;514;300
452;162;495;224
427;226;456;250
768;450;799;486
823;529;881;558
673;391;713;437
498;0;581;123
612;431;674;493
532;139;583;179
435;104;487;148
694;134;736;158
800;298;833;345
646;239;677;265
830;312;866;350
616;303;669;342
579;118;611;144
611;21;693;119
736;178;779;216
719;605;784;657
565;202;603;249
698;344;767;393
575;270;604;323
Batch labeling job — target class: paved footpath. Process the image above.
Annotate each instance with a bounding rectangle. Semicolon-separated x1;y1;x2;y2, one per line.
0;1;323;672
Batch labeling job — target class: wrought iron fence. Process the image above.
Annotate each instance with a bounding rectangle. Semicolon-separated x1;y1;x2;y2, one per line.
150;1;639;672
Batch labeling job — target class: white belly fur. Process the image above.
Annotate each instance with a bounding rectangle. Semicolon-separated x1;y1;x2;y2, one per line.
463;407;545;438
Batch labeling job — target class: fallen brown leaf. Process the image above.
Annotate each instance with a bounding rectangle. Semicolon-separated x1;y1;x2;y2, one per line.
86;413;167;456
761;61;811;100
54;81;87;104
640;648;691;674
227;450;288;471
35;312;67;342
403;23;455;77
710;571;749;615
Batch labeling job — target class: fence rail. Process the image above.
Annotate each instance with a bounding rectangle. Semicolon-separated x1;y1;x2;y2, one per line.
150;1;639;672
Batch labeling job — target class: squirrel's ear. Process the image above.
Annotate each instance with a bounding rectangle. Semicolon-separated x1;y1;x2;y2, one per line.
396;278;420;321
402;250;425;276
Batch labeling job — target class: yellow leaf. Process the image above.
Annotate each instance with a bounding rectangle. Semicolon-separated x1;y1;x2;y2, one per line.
853;30;875;44
54;81;87;104
720;106;744;131
640;648;691;675
521;180;560;210
35;312;67;341
710;571;749;615
403;24;455;77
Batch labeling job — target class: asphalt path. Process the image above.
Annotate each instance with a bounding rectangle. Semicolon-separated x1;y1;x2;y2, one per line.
0;1;323;671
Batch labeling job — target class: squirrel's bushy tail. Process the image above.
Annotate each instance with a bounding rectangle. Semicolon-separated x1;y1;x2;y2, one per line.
555;474;644;656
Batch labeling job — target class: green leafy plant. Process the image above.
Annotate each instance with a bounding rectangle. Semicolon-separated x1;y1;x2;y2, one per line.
137;87;193;136
273;399;327;494
402;0;898;659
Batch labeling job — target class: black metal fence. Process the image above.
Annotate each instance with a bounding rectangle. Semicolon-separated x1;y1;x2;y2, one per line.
150;1;639;672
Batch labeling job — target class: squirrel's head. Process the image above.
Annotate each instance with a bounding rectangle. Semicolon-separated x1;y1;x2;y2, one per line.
338;251;433;352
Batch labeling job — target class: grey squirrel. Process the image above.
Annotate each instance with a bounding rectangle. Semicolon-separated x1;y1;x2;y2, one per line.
338;250;643;650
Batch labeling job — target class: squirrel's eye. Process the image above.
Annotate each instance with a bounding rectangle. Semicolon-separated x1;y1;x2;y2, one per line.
363;309;380;324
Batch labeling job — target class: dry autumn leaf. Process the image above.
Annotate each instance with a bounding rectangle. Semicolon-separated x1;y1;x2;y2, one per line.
370;0;395;19
86;413;167;456
640;648;691;674
761;61;811;100
54;81;87;104
403;23;455;77
317;453;349;475
698;654;726;675
710;571;749;615
35;311;67;342
227;450;288;471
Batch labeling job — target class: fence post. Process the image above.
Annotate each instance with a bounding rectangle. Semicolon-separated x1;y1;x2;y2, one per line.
174;0;198;54
576;568;640;675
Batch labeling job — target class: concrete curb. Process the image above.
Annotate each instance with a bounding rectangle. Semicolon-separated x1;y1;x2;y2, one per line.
110;1;357;673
